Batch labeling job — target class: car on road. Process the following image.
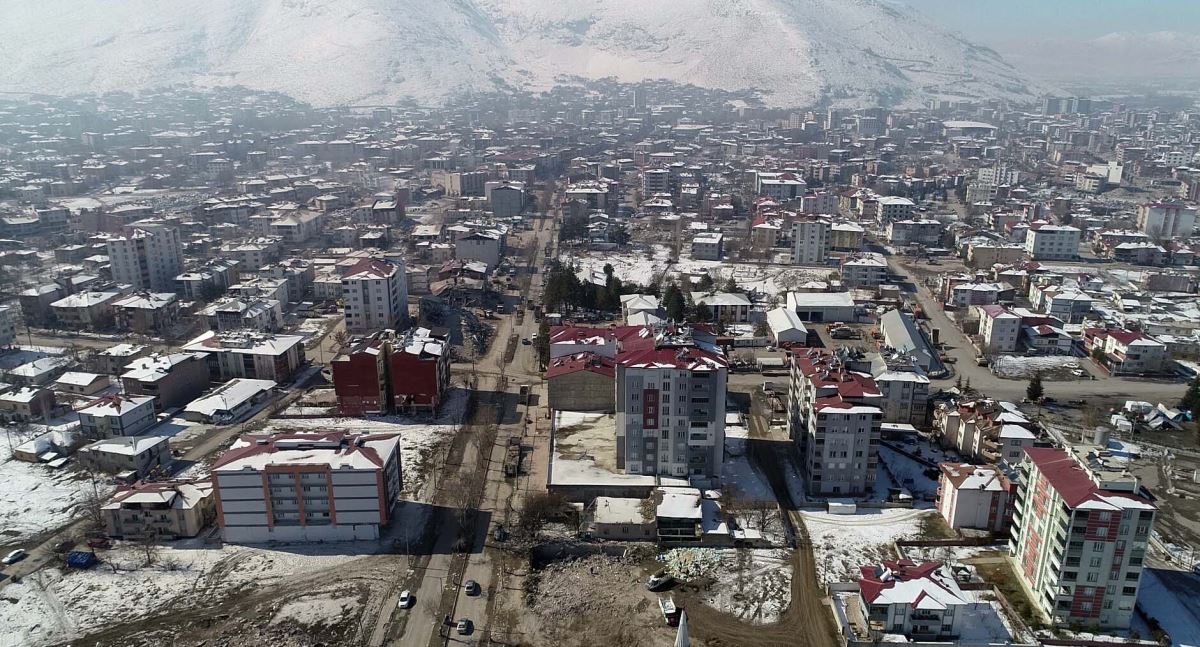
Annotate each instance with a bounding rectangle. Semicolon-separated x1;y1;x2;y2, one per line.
464;579;481;596
521;338;531;345
398;590;413;609
2;549;27;565
456;619;473;635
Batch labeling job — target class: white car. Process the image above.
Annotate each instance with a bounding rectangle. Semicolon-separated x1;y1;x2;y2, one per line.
2;549;27;565
397;590;413;609
456;618;473;635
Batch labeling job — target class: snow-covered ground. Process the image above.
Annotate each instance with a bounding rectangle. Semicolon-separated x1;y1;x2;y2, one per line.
877;445;939;500
722;431;775;505
257;387;468;499
0;541;367;647
992;355;1082;380
800;508;929;583
659;547;792;624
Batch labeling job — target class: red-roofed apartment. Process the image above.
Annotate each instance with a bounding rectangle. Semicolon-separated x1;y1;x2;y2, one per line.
1083;328;1167;375
788;348;882;496
546;352;616;412
858;560;972;639
1009;446;1156;629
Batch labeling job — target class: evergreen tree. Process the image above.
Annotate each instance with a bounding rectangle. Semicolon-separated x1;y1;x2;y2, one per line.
696;272;715;292
1026;373;1044;402
689;302;712;323
1181;376;1200;418
663;283;686;321
722;276;739;293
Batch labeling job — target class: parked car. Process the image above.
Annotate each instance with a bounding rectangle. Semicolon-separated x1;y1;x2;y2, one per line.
398;590;413;609
2;549;27;565
464;579;481;596
456;619;473;635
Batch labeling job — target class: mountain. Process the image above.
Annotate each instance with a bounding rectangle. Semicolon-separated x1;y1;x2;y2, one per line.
0;0;1040;108
1002;31;1200;82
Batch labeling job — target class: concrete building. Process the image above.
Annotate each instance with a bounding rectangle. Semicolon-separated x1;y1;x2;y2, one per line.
875;196;916;222
874;369;930;426
488;181;525;219
183;378;277;424
788;349;882;496
1009;446;1156;629
121;352;210;409
859;560;973;639
454;231;503;271
1136;202;1196;239
936;463;1012;532
831;221;865;251
591;496;654;541
690;292;751;324
786;291;856;323
1024;224;1081;261
546;352;617;412
331;328;450;415
887;219;943;247
212;431;403;543
1083;328;1168;375
791;217;832;265
78;435;172;478
690;232;724;261
976;305;1022;354
77;394;157;438
181;330;306;383
103;480;216;539
112;292;179;335
614;326;727;482
840;253;888;288
0;386;56;422
106;222;183;292
341;257;409;334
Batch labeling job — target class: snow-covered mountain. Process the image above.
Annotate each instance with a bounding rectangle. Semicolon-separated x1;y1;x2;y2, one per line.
0;0;1040;108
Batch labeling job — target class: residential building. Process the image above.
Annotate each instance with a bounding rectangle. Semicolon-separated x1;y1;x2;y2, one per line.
1009;446;1156;629
591;496;654;541
106;221;183;292
859;560;973;639
967;242;1027;268
212;431;403;543
788;349;882;496
976;305;1022;354
0;386;56;422
1024;224;1081;261
887;219;942;247
1136;202;1196;239
937;463;1012;532
181;330;306;383
388;327;451;414
691;232;723;260
78;435;172;478
454;231;503;271
331;336;389;415
183;378;277;424
791;217;832;265
342;257;409;334
102;480;216;539
112;292;179;334
50;289;122;330
121;352;210;408
875;196;916;222
830;221;865;251
77;394;157;438
614;325;727;482
690;292;751;324
547;351;617;412
201;297;283;332
488;181;525;218
1083;328;1168;375
874;369;930;425
840;253;888;288
54;371;111;396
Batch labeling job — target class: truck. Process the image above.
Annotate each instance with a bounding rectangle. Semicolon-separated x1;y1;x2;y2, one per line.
658;597;681;626
502;436;523;477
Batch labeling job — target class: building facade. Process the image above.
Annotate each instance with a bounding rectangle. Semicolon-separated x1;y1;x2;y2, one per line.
342;257;409;334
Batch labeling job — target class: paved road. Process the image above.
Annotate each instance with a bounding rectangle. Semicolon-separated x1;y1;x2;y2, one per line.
887;256;1189;405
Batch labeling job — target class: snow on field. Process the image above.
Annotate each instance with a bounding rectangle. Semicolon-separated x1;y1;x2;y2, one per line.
660;547;792;624
270;594;362;628
565;245;831;297
800;508;929;583
722;432;775;505
992;354;1081;380
259;388;468;499
877;445;939;499
0;433;110;546
0;542;367;647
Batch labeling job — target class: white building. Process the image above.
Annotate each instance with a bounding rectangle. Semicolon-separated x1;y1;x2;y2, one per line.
765;307;808;345
937;463;1012;532
840;253;889;288
859;560;974;639
690;292;751;324
887;219;942;247
876;196;915;222
1024;224;1081;260
791;218;832;265
1136;202;1196;239
976;305;1021;353
181;330;306;383
106;221;183;292
690;232;723;261
183;378;277;424
77;394;157;438
785;291;856;323
874;369;930;425
455;231;503;271
213;431;402;543
341;257;408;334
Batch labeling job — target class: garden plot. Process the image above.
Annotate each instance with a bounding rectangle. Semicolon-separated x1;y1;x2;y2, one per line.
992;354;1082;380
659;547;793;624
799;508;929;583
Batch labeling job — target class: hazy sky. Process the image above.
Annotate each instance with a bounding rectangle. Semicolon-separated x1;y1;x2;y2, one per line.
901;0;1200;40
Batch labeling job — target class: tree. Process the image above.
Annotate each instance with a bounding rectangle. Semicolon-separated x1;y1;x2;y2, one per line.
688;302;712;323
536;320;550;367
663;284;685;321
1181;376;1200;419
603;263;614;279
696;272;715;292
753;320;770;337
722;276;739;293
1026;372;1045;402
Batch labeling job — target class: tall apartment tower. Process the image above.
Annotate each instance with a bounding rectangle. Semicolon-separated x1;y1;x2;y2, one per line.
341;257;409;334
614;326;727;483
1009;446;1156;629
106;221;183;292
791;217;832;265
788;349;883;496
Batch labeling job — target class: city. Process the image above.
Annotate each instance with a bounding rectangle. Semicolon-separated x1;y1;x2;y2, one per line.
0;4;1199;647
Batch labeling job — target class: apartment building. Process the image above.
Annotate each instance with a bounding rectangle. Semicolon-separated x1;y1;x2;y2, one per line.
690;232;724;260
1009;446;1155;629
106;221;183;292
886;219;942;247
182;331;306;383
1136;202;1196;239
102;480;216;539
342;257;409;334
875;196;916;222
840;253;888;288
331;328;451;415
788;349;882;496
77;394;157;438
1083;328;1168;375
78;435;172;478
121;352;211;408
791;217;832;265
212;431;403;543
977;305;1022;353
614;326;727;482
937;463;1013;532
1024;224;1081;261
874;369;930;425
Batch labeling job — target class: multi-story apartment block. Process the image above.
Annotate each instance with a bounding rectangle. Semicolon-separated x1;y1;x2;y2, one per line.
77;394;157;438
614;326;727;482
331;328;451;415
1024;224;1081;260
181;330;306;383
788;349;882;496
213;431;403;543
102;480;216;539
886;219;943;247
106;221;183;292
642;168;670;195
342;257;409;334
791;217;832;265
690;232;723;260
977;305;1022;353
875;196;915;223
1082;328;1168;375
1009;446;1156;629
840;252;889;288
937;463;1013;532
874;368;930;425
1136;202;1196;239
120;352;211;409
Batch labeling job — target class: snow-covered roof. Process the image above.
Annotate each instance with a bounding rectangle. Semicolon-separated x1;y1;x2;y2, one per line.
184;378;276;418
656;487;703;520
79;394;155;417
214;431;401;473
